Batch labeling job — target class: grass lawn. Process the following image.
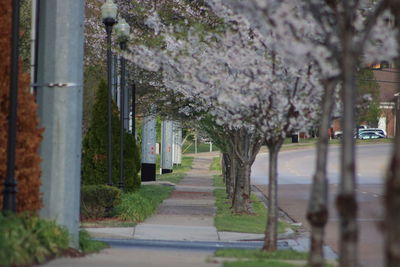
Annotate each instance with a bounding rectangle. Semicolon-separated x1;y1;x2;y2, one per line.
215;249;335;267
223;260;302;267
216;249;307;267
214;177;290;234
156;156;194;184
210;156;222;171
215;249;307;260
213;174;225;188
183;142;220;154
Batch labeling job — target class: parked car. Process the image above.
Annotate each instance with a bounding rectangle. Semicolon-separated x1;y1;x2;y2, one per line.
357;131;385;140
356;125;368;130
334;131;343;139
358;128;386;137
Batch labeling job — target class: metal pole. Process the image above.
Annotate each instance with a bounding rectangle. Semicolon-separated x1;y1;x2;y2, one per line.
161;120;173;174
104;21;115;186
131;82;136;138
176;123;182;165
118;41;126;190
141;111;157;181
3;0;20;213
36;0;85;247
160;120;164;175
113;54;118;103
172;121;182;165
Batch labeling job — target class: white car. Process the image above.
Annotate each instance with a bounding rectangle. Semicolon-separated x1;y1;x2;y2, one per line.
357;131;385;140
358;128;386;137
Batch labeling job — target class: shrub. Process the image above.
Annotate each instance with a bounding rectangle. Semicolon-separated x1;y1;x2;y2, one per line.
0;213;69;266
0;0;43;212
80;185;122;219
115;185;173;222
81;80;141;191
124;133;141;191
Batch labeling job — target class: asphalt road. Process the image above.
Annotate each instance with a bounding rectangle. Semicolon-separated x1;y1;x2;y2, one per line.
252;143;393;267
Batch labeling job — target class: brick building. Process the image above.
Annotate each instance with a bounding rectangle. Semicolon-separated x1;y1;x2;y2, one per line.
373;67;398;137
331;66;398;138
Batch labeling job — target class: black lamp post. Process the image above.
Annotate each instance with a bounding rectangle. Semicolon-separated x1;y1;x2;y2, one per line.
3;0;20;212
115;18;130;190
101;0;117;187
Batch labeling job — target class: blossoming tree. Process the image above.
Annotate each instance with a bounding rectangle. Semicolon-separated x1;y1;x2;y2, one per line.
207;1;398;266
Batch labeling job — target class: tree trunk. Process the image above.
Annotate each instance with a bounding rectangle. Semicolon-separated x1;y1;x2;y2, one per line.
232;159;251;213
231;130;251;213
263;139;283;251
221;152;230;185
384;7;400;265
384;120;400;267
230;128;261;213
227;150;236;199
336;28;358;267
307;79;335;267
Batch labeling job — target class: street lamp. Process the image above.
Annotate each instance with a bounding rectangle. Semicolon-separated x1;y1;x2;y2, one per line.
3;0;21;212
115;18;130;190
101;0;117;187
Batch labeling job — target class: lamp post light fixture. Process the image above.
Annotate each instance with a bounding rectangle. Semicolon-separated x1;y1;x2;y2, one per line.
115;18;130;190
101;0;117;187
3;0;21;212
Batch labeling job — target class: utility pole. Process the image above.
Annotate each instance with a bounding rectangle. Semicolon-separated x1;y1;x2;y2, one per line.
36;0;84;248
161;120;173;174
173;121;182;166
141;112;157;181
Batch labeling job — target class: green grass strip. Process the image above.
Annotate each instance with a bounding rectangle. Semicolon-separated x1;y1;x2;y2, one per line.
210;156;222;171
223;260;301;267
213;174;225;188
214;179;290;234
182;142;220;154
156;156;194;184
215;248;307;260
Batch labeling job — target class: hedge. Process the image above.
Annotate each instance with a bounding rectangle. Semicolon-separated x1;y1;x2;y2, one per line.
0;0;43;212
80;184;122;219
81;80;141;191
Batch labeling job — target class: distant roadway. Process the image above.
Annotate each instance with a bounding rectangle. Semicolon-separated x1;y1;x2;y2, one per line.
252;144;393;267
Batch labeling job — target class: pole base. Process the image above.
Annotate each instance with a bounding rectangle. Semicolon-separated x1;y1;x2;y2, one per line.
161;169;173;174
141;163;156;181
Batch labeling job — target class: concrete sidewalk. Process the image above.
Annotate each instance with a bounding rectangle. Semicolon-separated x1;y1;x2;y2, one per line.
44;153;329;267
85;154;265;242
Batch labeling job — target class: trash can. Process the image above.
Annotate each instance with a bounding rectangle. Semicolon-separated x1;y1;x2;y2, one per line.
291;134;299;143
